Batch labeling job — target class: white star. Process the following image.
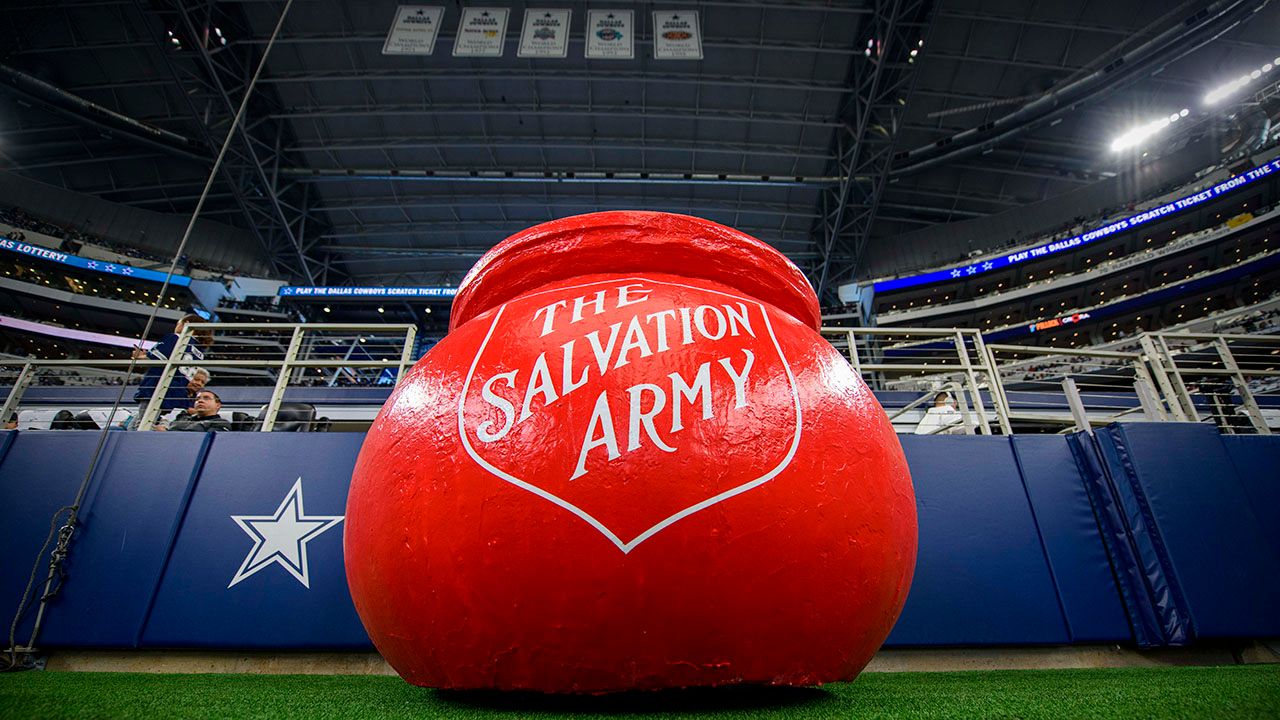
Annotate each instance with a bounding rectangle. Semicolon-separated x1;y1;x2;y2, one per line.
87;261;98;269
981;260;994;271
105;264;117;272
122;267;134;275
228;478;343;589
950;268;962;278
965;265;977;275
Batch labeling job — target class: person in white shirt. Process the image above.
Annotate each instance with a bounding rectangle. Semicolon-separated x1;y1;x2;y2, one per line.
914;391;966;435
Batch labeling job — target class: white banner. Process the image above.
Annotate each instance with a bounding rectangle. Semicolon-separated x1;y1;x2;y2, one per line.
518;9;571;58
586;9;633;59
453;7;509;57
382;6;444;56
653;11;702;60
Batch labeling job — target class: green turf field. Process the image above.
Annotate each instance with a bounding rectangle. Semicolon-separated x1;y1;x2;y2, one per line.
1;665;1277;719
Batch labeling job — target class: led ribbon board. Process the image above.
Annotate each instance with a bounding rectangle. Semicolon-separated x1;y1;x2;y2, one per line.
1028;312;1091;333
874;158;1280;293
0;236;193;287
278;286;458;298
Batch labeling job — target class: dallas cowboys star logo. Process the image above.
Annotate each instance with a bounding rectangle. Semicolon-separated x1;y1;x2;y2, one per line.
965;265;977;275
122;267;134;275
981;260;994;271
949;268;962;278
228;478;343;589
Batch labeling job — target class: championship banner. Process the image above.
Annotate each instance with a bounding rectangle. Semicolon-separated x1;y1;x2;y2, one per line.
586;9;633;59
453;7;509;57
381;6;444;55
517;9;571;58
652;11;702;60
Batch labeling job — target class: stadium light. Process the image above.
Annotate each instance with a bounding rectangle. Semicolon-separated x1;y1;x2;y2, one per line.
1109;108;1189;153
1204;57;1280;105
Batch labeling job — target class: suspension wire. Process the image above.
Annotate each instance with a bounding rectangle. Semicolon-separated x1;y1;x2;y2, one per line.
1;0;296;671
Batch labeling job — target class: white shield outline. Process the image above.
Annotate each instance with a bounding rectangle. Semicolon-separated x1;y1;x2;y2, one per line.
457;276;803;553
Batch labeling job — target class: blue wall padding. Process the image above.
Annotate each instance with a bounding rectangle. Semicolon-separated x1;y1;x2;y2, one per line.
38;432;211;647
6;427;1278;650
1011;436;1131;643
0;432;105;646
140;433;372;649
1221;436;1280;554
1091;428;1192;645
1066;433;1163;647
886;436;1070;646
1102;424;1280;639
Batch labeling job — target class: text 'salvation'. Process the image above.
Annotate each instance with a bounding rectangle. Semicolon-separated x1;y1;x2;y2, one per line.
472;283;759;480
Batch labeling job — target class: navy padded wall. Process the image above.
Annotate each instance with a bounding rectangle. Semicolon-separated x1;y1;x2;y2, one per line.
39;432;210;647
141;433;372;649
1221;435;1280;554
886;436;1069;646
1106;423;1280;638
0;432;103;645
1011;436;1131;643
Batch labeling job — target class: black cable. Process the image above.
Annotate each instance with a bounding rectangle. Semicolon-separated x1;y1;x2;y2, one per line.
1;0;297;667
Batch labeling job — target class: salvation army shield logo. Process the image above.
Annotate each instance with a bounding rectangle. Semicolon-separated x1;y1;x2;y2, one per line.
458;276;802;553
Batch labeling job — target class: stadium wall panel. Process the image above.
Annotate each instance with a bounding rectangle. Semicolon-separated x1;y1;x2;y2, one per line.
2;427;1277;651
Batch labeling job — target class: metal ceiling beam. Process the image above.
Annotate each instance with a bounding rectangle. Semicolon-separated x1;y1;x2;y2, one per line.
129;0;303;280
256;69;851;94
316;197;820;219
937;8;1280;50
317;223;814;244
280;167;836;188
163;0;322;284
287;136;833;161
936;9;1139;35
890;0;1267;176
810;0;937;305
265;104;843;129
950;162;1096;184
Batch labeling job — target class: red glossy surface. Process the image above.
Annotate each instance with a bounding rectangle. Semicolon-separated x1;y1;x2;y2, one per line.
345;212;916;693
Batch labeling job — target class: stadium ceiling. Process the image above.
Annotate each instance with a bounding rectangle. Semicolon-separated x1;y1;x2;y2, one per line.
2;0;1277;302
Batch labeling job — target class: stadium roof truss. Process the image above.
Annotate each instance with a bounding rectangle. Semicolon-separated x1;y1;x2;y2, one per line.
1;0;1277;299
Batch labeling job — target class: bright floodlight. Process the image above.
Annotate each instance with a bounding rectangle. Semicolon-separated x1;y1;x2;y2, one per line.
1204;58;1280;105
1110;110;1188;153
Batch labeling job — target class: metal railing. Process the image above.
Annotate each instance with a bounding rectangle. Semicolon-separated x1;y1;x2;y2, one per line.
1;323;417;432
984;343;1164;433
1143;332;1278;434
820;326;1011;435
820;325;1277;435
2;321;1276;436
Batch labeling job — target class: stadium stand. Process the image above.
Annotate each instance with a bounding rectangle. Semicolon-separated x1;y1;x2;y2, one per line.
2;2;1279;706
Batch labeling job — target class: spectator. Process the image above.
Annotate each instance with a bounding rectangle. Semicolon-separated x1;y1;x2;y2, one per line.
158;368;211;425
155;390;231;432
914;391;965;435
127;314;214;430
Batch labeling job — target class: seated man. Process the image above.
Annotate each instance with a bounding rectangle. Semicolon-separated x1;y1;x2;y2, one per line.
156;390;231;432
913;391;966;435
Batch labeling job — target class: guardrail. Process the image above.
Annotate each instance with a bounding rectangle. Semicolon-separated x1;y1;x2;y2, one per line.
1;323;416;432
1143;332;1279;434
2;322;1274;435
819;326;1275;436
819;326;1011;435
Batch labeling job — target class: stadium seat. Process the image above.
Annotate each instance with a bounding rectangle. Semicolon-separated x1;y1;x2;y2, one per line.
254;402;318;432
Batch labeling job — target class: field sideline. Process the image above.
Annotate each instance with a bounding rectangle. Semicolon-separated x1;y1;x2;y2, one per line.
1;665;1277;719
